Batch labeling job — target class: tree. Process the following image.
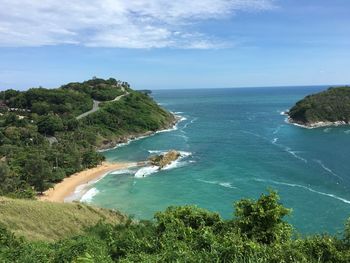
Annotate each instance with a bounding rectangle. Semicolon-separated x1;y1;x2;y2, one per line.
37;114;63;136
234;190;292;244
24;156;52;193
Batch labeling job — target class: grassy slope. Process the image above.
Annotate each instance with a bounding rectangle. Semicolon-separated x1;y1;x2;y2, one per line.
0;197;127;242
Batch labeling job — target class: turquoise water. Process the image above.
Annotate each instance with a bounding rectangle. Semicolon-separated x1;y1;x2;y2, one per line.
85;87;350;235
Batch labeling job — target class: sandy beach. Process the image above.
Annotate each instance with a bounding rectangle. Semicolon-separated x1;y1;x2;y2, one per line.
39;162;138;203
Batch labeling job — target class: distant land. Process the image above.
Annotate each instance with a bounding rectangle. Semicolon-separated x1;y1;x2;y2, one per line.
287;86;350;128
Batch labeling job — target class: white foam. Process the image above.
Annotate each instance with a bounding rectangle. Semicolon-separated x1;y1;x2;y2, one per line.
285;147;308;163
280;110;288;116
134;166;159;178
314;160;343;180
254;178;350;205
80;188;99;203
272;137;278;144
197;179;236;189
135;151;192;178
109;169;134;175
272;125;283;135
148;150;163;154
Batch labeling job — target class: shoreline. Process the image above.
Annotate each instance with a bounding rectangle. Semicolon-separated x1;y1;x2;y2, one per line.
40;113;183;203
282;111;349;129
98;114;183;152
39;162;139;203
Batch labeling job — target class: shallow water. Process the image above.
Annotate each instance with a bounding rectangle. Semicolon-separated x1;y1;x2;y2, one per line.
84;86;350;235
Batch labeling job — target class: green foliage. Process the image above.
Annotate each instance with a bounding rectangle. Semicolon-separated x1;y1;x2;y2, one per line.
1;191;350;262
0;78;173;197
37;114;64;135
61;77;128;101
234;190;292;244
289;86;350;125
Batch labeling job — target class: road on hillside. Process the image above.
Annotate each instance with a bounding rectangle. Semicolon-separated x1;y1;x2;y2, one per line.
76;89;129;120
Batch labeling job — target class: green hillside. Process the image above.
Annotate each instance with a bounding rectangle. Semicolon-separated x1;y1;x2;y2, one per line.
288;86;350;126
1;191;350;262
0;197;127;242
0;78;175;199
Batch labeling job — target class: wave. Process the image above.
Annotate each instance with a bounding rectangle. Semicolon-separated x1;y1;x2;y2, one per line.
242;130;307;163
135;151;192;178
109;169;134;175
323;128;332;133
254;178;350;205
280;110;288;116
135;166;159;178
344;130;350;134
181;117;198;130
314;160;343;180
285;147;308;163
80;188;99;203
197;179;236;189
272;125;283;135
148;150;163;154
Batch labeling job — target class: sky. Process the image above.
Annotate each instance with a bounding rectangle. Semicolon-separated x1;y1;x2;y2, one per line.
0;0;349;90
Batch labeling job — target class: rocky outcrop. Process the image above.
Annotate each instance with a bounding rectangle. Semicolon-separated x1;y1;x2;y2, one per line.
148;150;181;169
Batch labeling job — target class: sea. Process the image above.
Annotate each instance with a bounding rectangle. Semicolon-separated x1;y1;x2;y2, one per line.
80;86;350;235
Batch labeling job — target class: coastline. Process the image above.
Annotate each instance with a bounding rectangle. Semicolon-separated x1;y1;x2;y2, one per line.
40;113;182;203
282;111;349;129
39;162;138;203
98;114;182;152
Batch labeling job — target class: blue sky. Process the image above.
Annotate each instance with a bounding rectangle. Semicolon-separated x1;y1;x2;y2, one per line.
0;0;349;90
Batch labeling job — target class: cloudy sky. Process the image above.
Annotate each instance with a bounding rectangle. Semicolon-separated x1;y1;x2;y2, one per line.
0;0;349;89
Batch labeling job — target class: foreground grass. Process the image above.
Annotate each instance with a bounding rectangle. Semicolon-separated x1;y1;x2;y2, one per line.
0;197;126;242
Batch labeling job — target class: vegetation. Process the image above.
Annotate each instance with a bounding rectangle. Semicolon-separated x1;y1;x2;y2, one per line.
288;86;350;126
0;197;127;242
0;78;174;198
61;77;129;101
1;191;349;262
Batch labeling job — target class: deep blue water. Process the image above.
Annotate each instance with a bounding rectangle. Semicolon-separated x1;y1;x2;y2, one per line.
84;86;350;235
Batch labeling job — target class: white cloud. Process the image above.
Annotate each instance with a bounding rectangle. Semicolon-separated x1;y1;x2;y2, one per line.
0;0;276;49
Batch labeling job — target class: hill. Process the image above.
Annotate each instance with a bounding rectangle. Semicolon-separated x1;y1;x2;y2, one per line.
0;197;127;242
1;191;349;262
0;78;175;198
288;86;350;127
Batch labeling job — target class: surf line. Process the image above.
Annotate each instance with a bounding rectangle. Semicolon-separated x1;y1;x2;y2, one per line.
254;178;350;205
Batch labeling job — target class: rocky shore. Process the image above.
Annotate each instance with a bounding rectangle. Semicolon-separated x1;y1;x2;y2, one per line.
284;111;349;129
97;115;179;151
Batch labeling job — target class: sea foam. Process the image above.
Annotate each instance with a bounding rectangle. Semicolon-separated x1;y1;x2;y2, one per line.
197;179;236;189
80;188;99;203
254;178;350;205
135;151;192;178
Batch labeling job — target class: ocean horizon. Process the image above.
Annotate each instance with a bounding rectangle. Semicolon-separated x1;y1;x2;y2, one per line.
80;86;350;235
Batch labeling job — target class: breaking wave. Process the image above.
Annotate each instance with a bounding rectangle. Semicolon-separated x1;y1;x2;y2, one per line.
80;188;99;203
197;179;236;189
254;178;350;204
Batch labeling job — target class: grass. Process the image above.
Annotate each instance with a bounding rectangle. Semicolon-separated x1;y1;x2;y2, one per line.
0;197;127;242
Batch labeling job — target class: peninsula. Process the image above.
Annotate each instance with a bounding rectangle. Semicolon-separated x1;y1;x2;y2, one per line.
0;77;175;199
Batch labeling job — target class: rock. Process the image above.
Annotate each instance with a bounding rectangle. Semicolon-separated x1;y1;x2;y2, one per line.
148;150;181;169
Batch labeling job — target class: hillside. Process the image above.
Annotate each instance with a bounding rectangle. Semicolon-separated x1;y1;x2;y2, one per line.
0;78;175;198
1;191;350;262
288;86;350;127
0;197;127;242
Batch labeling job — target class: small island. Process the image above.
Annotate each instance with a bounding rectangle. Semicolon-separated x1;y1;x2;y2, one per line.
287;86;350;128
